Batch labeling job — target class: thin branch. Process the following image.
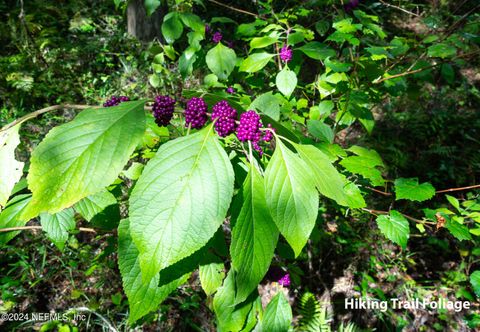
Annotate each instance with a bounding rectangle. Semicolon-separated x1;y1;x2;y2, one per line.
373;50;480;84
207;0;259;18
379;0;421;17
362;208;434;224
1;103;158;133
365;186;392;196
0;104;94;133
0;225;97;233
436;184;480;194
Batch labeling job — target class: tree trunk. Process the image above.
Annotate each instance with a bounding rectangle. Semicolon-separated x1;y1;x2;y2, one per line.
127;0;164;41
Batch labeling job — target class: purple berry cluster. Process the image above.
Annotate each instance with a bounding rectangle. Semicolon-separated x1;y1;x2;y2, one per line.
184;97;208;129
212;31;223;43
152;95;176;127
226;87;235;94
280;45;293;63
211;100;237;137
103;96;130;107
278;273;291;287
237;110;262;142
236;110;276;155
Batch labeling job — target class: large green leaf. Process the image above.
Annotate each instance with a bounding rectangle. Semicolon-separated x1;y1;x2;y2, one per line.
250;92;281;121
40;208;76;250
307;120;334;143
261;292;292;332
394;178;435;202
250;36;278;49
162;13;184;44
199;252;225;296
339;147;384;185
206;43;237;81
129;125;234;282
295;144;365;208
118;219;190;323
265;139;319;257
470;271;480;297
74;190;117;221
0;124;24;210
276;67;297;98
231;162;279;304
74;190;119;228
0;194;31;246
446;218;472;241
213;270;255;332
297;42;336;60
376;210;409;249
239;53;274;73
21;101;146;220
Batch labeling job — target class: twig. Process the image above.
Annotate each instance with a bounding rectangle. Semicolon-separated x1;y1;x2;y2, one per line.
379;0;421;17
362;208;434;224
365;186;392;196
0;104;94;133
0;225;97;233
207;0;259;18
374;50;480;84
436;184;480;194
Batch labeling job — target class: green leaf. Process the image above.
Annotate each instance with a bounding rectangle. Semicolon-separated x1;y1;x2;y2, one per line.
446;218;472;241
21;101;146;220
129;125;234;282
287;32;305;45
179;47;198;79
297;42;335;60
262;292;292;332
265;139;319;257
213;270;255;332
394;178;435;202
118;219;189;323
239;53;274;73
250;92;281;121
231;162;279;304
340;156;384;186
470;271;480;297
376;211;409;249
427;43;456;58
40;208;76;250
199;252;225;296
75;190;117;221
325;58;352;72
206;43;237;81
276;67;297;98
179;13;204;34
0;124;24;210
307;120;334;143
162;13;184;44
295;145;364;207
250;36;278;49
0;194;31;246
144;0;161;16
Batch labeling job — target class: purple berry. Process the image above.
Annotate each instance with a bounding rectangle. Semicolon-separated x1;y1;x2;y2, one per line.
263;124;275;142
280;45;293;63
152;95;176;126
184;97;208;129
211;100;237;137
212;31;223;43
226;87;235;94
344;0;360;11
103;95;130;107
227;40;235;49
278;273;291;287
237;110;262;142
